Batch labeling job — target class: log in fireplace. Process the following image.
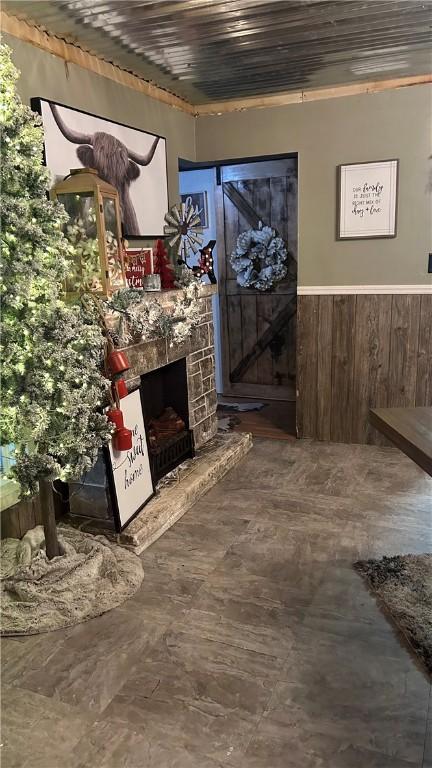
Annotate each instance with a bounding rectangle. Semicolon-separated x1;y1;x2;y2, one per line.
141;358;194;482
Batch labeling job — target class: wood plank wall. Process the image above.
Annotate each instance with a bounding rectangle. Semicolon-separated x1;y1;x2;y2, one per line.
1;483;66;539
297;293;432;444
1;495;44;539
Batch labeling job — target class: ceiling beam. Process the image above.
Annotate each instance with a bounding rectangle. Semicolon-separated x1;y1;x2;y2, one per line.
195;73;432;115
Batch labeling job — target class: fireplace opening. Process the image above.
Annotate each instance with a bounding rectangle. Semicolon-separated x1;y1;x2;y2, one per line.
141;358;194;483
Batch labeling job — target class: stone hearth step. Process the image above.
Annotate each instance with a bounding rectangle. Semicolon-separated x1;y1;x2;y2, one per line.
67;432;252;554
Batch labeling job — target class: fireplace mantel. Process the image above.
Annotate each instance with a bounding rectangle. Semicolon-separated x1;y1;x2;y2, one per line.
131;283;217;308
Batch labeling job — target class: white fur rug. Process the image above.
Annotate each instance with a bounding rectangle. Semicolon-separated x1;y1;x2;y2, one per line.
0;525;144;635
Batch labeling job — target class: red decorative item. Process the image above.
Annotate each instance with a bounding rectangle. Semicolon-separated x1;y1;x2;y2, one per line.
106;408;124;430
124;248;153;289
107;349;130;375
113;427;133;451
154;239;175;290
113;379;128;399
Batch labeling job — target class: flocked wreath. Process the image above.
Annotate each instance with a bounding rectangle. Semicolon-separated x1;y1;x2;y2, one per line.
230;222;288;291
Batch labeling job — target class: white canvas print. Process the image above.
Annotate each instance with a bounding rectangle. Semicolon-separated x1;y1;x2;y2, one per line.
107;389;153;530
338;159;399;239
33;98;168;238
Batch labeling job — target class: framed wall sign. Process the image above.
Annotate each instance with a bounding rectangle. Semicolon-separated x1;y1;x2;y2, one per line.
125;248;153;289
180;192;209;228
31;97;169;239
105;388;154;531
337;159;399;239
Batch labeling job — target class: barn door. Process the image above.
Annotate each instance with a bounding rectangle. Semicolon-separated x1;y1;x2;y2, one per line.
216;159;298;400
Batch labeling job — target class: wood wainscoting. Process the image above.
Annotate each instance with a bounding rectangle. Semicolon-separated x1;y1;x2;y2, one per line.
1;481;67;540
1;494;44;539
297;292;432;444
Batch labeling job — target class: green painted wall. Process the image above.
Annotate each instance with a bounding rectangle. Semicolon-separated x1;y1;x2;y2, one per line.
196;86;432;286
5;34;432;286
4;34;196;213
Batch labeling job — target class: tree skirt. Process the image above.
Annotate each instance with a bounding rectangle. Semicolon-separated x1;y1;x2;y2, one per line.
354;554;432;674
0;525;144;636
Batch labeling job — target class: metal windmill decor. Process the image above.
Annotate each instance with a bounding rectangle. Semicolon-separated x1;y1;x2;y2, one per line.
164;197;203;262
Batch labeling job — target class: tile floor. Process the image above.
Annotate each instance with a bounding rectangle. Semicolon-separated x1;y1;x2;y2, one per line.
2;438;432;768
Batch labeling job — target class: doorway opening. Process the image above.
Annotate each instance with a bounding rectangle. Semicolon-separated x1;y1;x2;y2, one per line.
179;154;298;439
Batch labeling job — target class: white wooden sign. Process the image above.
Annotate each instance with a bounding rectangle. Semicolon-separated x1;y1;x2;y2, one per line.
106;389;154;531
338;159;399;239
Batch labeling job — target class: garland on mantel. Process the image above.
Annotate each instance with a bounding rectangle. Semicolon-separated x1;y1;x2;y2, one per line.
104;277;202;348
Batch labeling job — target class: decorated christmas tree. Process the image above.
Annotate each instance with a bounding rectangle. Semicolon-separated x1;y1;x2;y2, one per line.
153;238;175;289
0;44;112;557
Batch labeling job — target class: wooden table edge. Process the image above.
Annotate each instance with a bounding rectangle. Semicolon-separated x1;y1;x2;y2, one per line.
369;408;432;477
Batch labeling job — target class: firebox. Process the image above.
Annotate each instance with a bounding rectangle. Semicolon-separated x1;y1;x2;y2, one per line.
141;358;194;482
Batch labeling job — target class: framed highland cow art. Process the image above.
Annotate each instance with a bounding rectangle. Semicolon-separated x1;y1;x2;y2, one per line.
31;98;169;239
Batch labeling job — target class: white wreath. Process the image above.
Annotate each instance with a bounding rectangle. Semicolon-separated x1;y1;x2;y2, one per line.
230;223;288;291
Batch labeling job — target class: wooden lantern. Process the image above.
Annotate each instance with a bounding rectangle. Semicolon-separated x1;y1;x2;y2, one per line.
51;168;126;297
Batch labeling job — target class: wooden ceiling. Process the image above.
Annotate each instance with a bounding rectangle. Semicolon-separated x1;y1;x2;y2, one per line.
3;0;432;104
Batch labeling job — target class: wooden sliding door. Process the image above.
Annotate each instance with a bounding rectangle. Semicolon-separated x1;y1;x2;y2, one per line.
216;158;298;400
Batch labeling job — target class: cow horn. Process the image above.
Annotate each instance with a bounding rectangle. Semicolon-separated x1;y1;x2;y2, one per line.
49;103;93;145
128;136;160;166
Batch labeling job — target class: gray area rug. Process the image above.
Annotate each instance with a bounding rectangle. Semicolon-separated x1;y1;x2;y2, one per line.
218;401;266;412
355;554;432;674
1;525;144;635
217;413;241;432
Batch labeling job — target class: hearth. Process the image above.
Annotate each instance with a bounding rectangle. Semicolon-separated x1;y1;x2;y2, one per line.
141;358;194;482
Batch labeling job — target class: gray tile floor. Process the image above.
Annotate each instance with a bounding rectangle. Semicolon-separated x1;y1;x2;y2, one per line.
2;438;432;768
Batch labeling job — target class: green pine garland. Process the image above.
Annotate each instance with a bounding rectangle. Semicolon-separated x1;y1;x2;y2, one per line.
0;44;112;497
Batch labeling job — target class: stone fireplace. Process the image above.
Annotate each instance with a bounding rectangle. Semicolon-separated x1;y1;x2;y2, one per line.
123;285;218;451
67;284;252;551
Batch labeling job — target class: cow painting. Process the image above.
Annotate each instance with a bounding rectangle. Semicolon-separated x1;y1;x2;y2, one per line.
48;104;160;237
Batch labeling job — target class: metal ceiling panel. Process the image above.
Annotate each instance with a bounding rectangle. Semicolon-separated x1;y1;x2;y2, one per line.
3;0;432;103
